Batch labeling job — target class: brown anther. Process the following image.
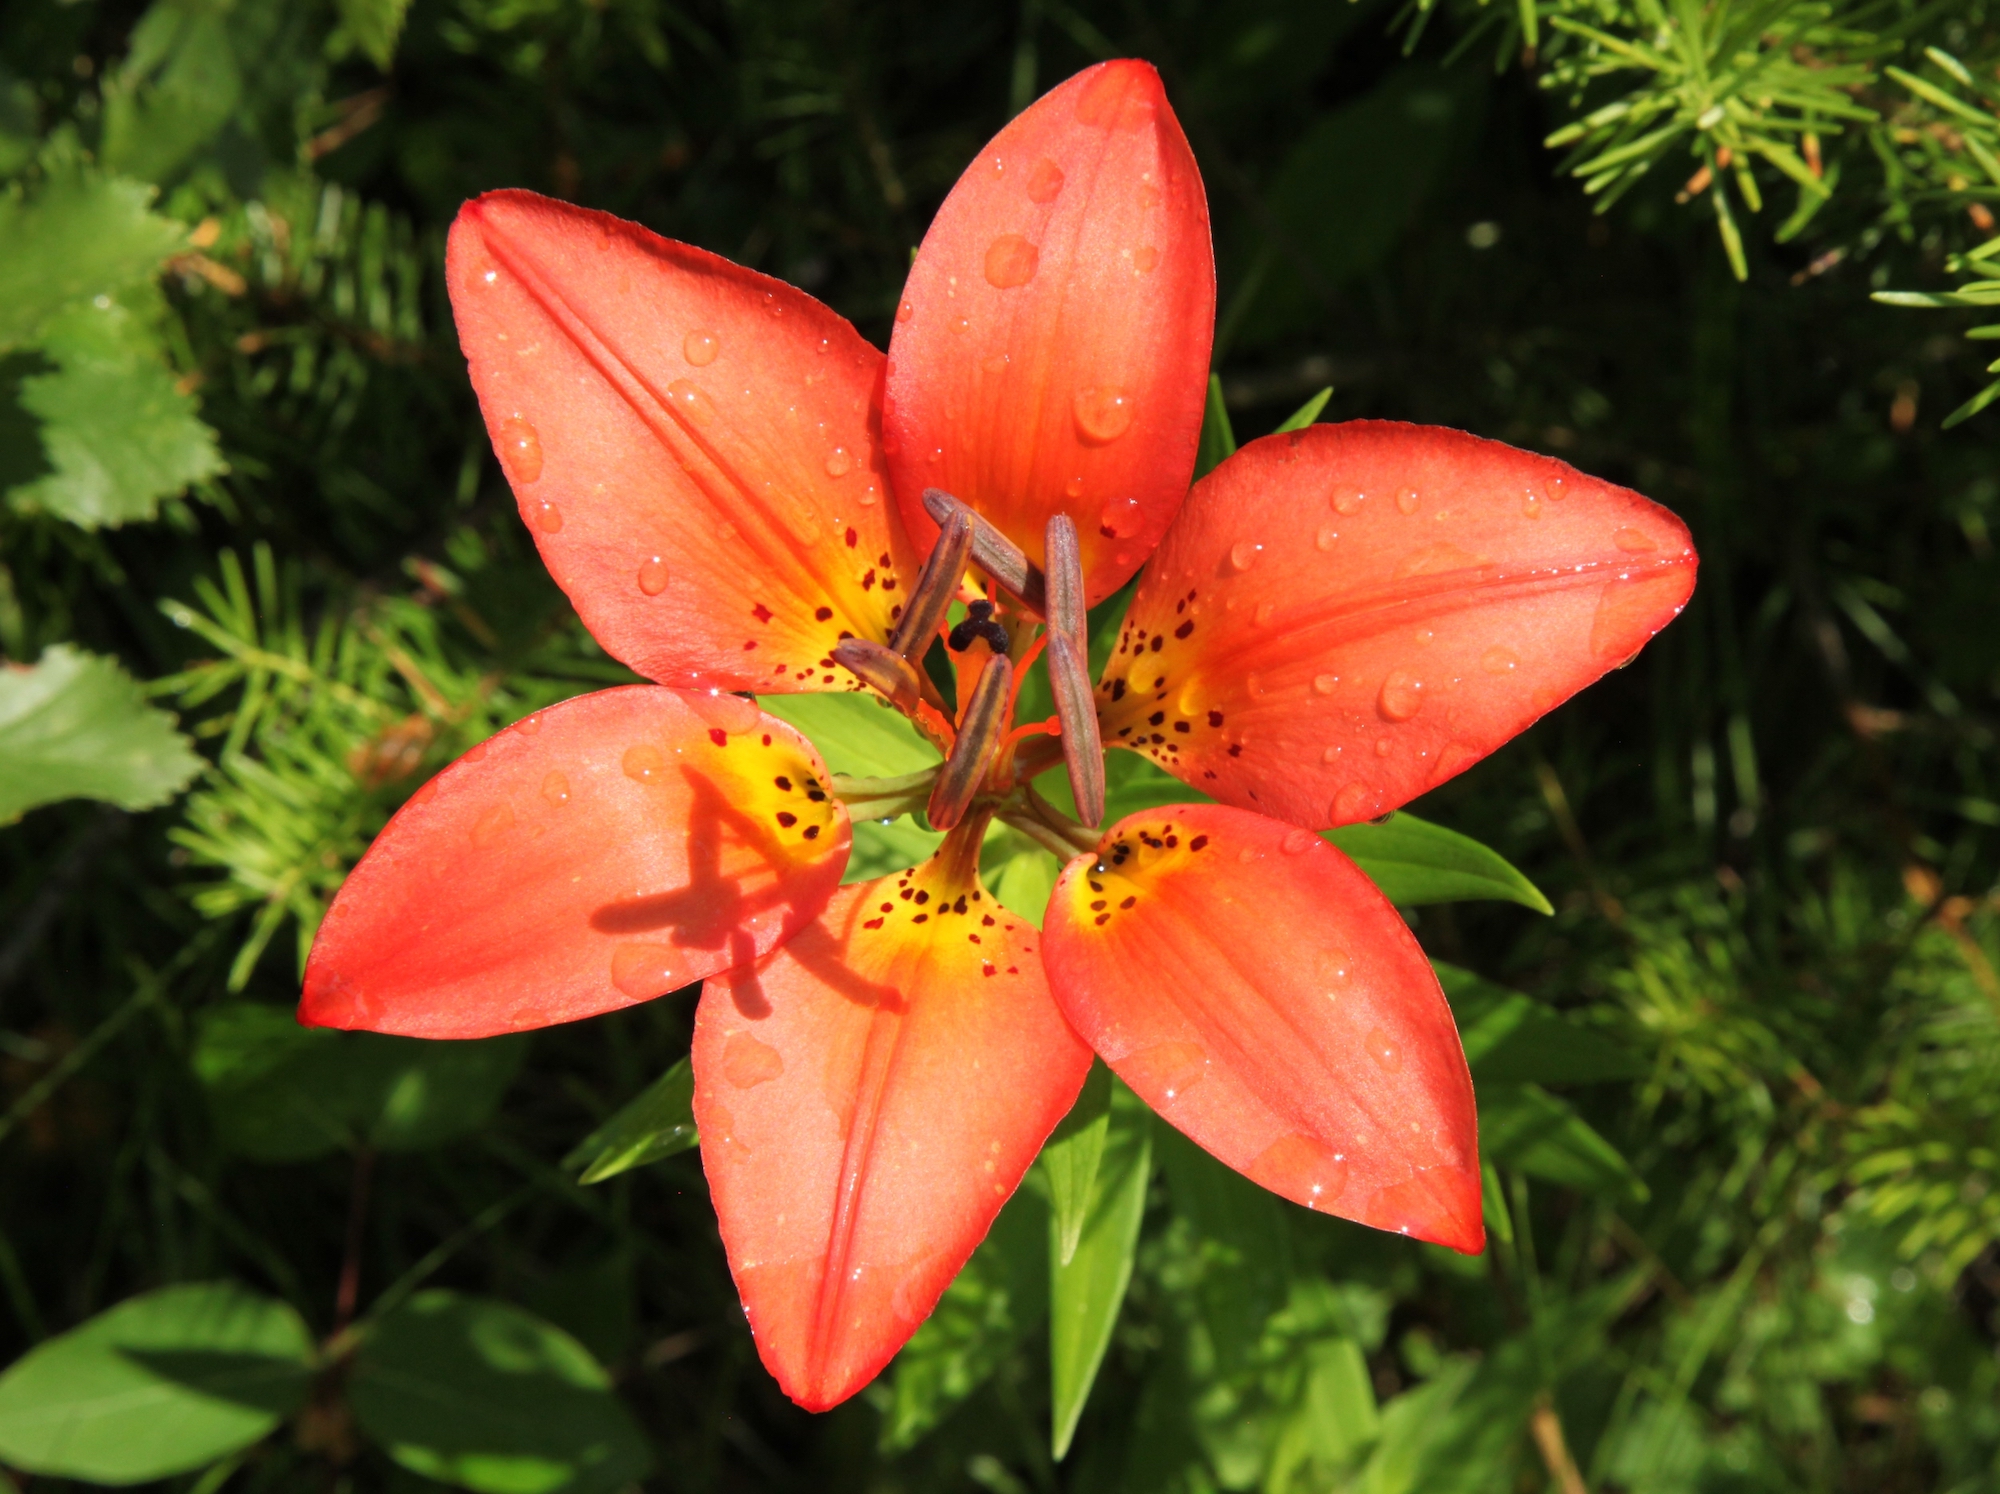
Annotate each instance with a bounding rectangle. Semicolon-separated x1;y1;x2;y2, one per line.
831;638;924;714
923;488;1046;611
1045;513;1086;649
891;506;973;658
928;653;1013;831
1046;632;1105;828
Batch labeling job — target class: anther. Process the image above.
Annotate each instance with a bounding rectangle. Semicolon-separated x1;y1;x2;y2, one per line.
923;488;1046;611
928;654;1013;831
891;506;973;658
1045;513;1086;650
831;638;925;714
1047;632;1105;827
946;599;1010;653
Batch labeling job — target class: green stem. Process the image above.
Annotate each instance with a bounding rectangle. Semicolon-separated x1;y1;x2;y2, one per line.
830;768;936;819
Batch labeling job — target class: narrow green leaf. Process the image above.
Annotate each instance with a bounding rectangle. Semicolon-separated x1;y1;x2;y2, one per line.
1714;182;1748;282
1324;812;1552;913
1041;1061;1114;1266
1272;386;1334;433
1434;962;1646;1083
0;1283;313;1483
1050;1079;1151;1459
0;644;202;821
1479;1083;1647;1200
350;1291;651;1494
0;173;184;352
1196;372;1237;478
564;1058;697;1184
756;690;938;776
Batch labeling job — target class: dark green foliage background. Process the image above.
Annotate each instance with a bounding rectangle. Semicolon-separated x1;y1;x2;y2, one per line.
3;0;2000;1489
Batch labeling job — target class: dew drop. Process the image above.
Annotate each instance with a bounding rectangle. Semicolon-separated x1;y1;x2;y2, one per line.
859;484;879;506
470;803;515;845
1522;488;1543;519
541;770;571;807
984;353;1010;374
1254;601;1275;626
1614;526;1659;553
984;234;1039;289
1123;1041;1207;1101
722;1031;786;1088
1065;475;1086;499
1312;673;1338;696
1374;736;1393;757
683;329;719;366
1323;950;1351;985
896;299;914;322
1396;487;1420;515
926;448;943;465
622;745;666;783
1281;827;1315;855
1247;1135;1349;1208
1237;847;1258;863
689;689;762;736
666;378;716;428
816;336;832;355
1481;646;1519;674
1315;524;1338;552
1332;488;1366;516
516;713;542;736
533;501;564;534
1321;745;1342;764
824;447;853;478
1133;245;1159;273
1365;1027;1404;1072
611;942;678;999
951;316;971;335
1026;157;1065;203
1376;670;1424;721
1073;385;1134;443
1332;782;1375;821
1228;539;1259;572
496;415;543;484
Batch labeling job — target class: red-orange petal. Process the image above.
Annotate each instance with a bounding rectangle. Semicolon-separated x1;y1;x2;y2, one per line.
884;61;1214;608
447;191;921;693
1042;803;1481;1252
694;856;1092;1410
1095;423;1697;826
301;688;849;1038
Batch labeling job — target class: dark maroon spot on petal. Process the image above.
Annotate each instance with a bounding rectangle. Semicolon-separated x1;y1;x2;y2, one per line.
775;776;793;790
776;811;798;827
1228;744;1243;757
1174;721;1190;733
913;912;928;923
1111;680;1127;701
864;916;884;929
1100;525;1117;538
762;733;772;745
914;890;930;904
752;603;773;623
1094;913;1110;926
878;553;892;567
1120;895;1136;908
1150;636;1163;652
982;914;996;926
1175;621;1193;639
803;825;821;839
1190;835;1208;851
1091;900;1107;911
709;729;729;746
846;528;858;547
983;963;997;976
1208;710;1224;727
1148;711;1164;726
815;606;834;621
880;902;894;913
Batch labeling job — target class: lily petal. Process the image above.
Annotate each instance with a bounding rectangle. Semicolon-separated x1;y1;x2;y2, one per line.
1042;803;1481;1252
448;191;920;692
301;687;849;1038
1096;423;1697;825
695;855;1092;1410
885;61;1214;607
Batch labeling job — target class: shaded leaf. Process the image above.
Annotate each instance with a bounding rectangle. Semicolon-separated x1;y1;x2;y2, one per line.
1325;813;1553;913
1272;386;1333;433
1041;1060;1114;1266
1196;372;1237;478
0;173;183;352
97;3;243;186
1436;961;1646;1083
0;645;202;821
757;686;938;776
351;1291;650;1494
0;1282;312;1484
337;0;416;69
1479;1083;1646;1200
564;1058;696;1184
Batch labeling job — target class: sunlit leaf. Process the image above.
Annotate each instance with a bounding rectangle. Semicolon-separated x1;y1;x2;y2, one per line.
1436;962;1645;1083
1325;813;1553;913
1041;1061;1114;1267
756;690;938;776
564;1058;696;1184
0;173;183;352
1479;1083;1646;1200
0;645;202;821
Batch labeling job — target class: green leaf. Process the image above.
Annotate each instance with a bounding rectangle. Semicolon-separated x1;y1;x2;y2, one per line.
350;1291;651;1494
845;814;943;882
97;3;243;186
1479;1083;1646;1200
1041;1061;1114;1266
876;1185;1047;1454
988;834;1060;925
1272;386;1333;433
1196;372;1237;478
8;298;224;527
756;690;938;777
1050;1080;1152;1459
1157;1126;1291;1376
1324;813;1552;913
0;173;184;352
0;1282;313;1484
564;1058;696;1184
193;1003;527;1162
0;644;202;821
1435;962;1646;1083
336;0;416;69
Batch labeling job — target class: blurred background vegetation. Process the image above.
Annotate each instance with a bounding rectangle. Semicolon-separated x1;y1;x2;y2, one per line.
3;0;2000;1489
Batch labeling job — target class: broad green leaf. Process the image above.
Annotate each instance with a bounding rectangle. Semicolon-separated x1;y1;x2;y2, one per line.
845;814;943;882
1157;1127;1291;1376
1479;1084;1646;1200
1102;748;1207;821
1264;1333;1378;1492
1435;962;1645;1083
193;1003;527;1161
988;835;1060;925
0;173;184;352
0;645;202;821
337;0;417;69
1272;386;1333;433
0;70;35;177
1051;1080;1152;1458
0;1282;312;1484
8;298;224;527
756;690;937;776
1041;1061;1114;1266
876;1186;1047;1454
1196;373;1238;478
351;1291;650;1494
1325;813;1552;913
97;3;243;186
564;1058;696;1184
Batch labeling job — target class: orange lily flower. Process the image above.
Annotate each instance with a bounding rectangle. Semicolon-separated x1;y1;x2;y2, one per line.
300;60;1696;1413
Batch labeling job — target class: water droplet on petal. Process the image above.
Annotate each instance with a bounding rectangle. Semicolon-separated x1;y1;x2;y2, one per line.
1315;524;1338;552
470;803;515;845
1247;1135;1350;1208
666;379;715;428
1237;846;1258;863
611;942;679;999
688;689;762;736
1281;827;1315;854
1321;745;1342;764
1614;527;1659;552
1228;540;1259;572
1073;385;1134;443
683;330;719;366
637;557;670;595
1323;950;1351;985
1333;488;1366;515
951;316;970;334
896;299;914;322
1374;736;1393;756
1377;670;1424;721
1332;782;1375;821
541;770;571;806
496;416;543;484
984;353;1009;374
1026;158;1065;202
1254;601;1275;626
623;745;666;783
1397;487;1420;515
516;714;542;736
723;1030;785;1088
984;234;1039;288
1365;1027;1403;1072
824;447;853;477
1481;646;1519;674
1122;1041;1207;1102
1065;475;1086;499
1312;673;1338;695
1522;489;1543;519
1133;245;1159;273
533;501;563;534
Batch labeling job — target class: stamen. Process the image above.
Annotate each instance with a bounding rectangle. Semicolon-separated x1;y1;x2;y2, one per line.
1045;513;1086;650
1046;631;1105;827
922;489;1047;612
946;599;1010;653
831;638;926;714
890;507;973;659
928;653;1013;831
